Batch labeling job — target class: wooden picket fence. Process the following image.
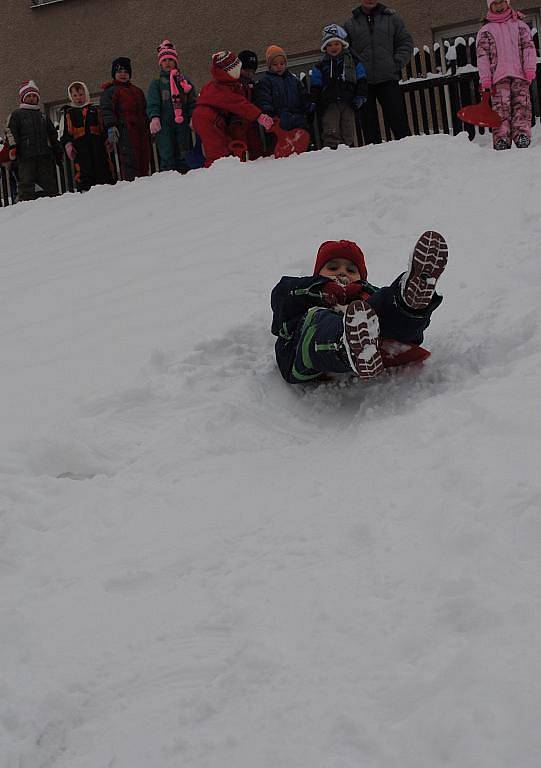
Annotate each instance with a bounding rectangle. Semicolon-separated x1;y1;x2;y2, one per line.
2;31;541;206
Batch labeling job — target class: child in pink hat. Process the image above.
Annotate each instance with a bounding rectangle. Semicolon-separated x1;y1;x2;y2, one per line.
476;0;537;149
147;40;197;172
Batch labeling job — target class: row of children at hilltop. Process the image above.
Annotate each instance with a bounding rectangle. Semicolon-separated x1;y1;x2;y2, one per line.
1;25;368;201
2;1;538;203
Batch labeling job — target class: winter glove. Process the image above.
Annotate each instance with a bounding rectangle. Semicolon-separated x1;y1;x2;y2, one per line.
65;142;77;161
107;126;120;144
525;69;537;83
9;148;17;161
257;113;274;131
354;95;366;109
321;281;348;307
344;283;367;303
150;117;162;135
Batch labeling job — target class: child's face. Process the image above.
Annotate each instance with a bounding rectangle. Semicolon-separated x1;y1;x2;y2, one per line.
115;68;130;83
270;56;287;75
319;258;361;284
490;0;508;11
70;85;87;106
324;41;345;57
23;93;39;106
161;58;176;72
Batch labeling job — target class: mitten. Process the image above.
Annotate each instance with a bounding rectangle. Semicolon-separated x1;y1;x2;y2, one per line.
257;113;274;131
65;142;77;161
344;283;367;303
525;69;537;83
9;148;17;161
150;117;162;135
107;126;120;144
354;95;366;109
321;281;347;307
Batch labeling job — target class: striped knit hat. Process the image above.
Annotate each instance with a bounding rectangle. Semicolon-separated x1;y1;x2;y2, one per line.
320;24;349;52
158;39;179;66
212;51;242;79
19;80;40;103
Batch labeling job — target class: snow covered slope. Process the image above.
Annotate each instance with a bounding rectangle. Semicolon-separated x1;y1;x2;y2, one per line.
2;132;541;768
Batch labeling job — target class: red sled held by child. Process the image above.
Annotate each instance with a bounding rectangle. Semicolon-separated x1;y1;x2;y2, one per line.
229;119;310;161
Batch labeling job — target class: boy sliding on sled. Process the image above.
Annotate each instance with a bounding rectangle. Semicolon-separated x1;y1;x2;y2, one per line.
271;232;448;383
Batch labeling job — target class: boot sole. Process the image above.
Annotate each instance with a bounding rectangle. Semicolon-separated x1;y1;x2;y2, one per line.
343;300;384;379
403;230;448;310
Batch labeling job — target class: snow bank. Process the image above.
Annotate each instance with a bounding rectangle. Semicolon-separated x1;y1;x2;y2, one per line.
1;131;541;768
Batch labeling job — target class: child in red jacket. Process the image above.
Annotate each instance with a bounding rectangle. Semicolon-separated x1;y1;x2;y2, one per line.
100;57;150;181
192;51;273;166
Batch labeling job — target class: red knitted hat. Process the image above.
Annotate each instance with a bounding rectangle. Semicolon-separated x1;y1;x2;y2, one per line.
313;240;367;280
19;80;40;102
212;51;242;79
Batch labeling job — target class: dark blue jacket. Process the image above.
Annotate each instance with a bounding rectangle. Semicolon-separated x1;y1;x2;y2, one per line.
255;71;313;130
271;275;378;380
310;52;368;110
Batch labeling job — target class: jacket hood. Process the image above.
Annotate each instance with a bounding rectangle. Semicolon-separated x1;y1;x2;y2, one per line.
101;80;131;90
211;64;239;84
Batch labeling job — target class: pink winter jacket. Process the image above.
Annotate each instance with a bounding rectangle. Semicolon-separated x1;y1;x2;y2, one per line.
476;17;537;89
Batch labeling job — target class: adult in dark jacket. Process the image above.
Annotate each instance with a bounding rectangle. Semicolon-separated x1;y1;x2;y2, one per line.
255;45;314;131
60;81;113;192
100;57;150;182
344;1;413;144
6;80;62;201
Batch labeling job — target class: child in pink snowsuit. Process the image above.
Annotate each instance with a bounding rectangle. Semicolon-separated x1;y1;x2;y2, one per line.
476;0;537;149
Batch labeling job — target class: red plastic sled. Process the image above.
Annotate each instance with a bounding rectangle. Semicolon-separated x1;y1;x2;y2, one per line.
270;121;311;159
228;140;249;161
457;91;502;129
379;339;431;368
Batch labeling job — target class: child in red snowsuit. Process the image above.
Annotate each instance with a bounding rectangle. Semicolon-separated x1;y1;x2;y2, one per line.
100;57;150;181
192;51;273;167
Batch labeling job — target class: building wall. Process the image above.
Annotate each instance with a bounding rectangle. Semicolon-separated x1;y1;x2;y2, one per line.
1;0;540;123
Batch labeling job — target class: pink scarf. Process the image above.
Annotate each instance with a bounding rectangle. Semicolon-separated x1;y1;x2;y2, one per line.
169;69;192;124
486;7;524;22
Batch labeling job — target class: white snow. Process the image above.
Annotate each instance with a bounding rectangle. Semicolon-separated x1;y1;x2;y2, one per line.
1;131;541;767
